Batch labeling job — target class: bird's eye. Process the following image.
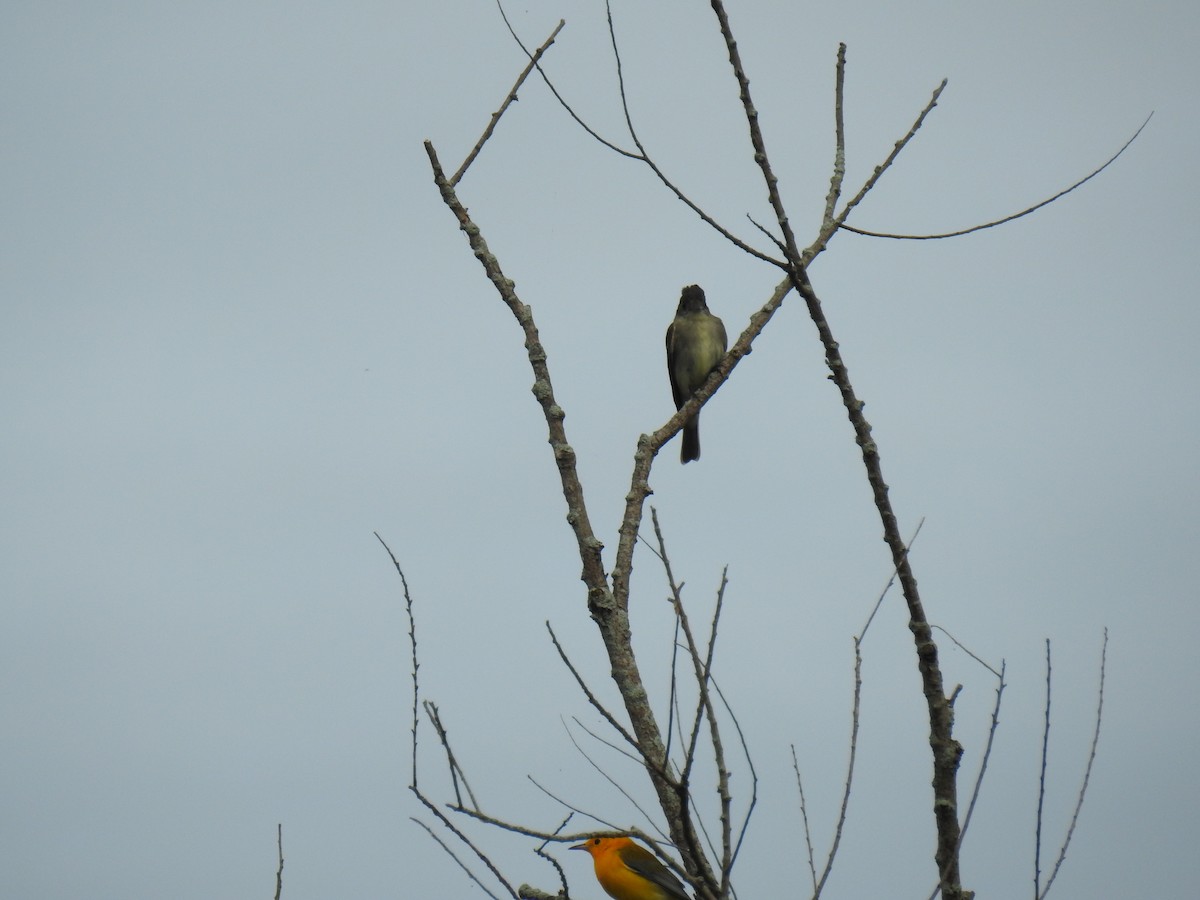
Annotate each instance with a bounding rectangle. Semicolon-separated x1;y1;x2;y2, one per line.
592;838;601;846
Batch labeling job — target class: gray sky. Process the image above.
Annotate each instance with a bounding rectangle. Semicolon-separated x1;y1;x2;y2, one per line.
3;1;1197;898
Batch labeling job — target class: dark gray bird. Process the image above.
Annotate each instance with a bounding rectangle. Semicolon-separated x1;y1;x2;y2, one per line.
666;284;727;463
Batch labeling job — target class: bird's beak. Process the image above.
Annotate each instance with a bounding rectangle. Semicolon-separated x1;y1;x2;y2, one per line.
569;842;588;852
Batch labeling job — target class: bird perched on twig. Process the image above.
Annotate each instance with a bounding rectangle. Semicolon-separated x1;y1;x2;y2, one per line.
571;835;691;900
666;284;727;463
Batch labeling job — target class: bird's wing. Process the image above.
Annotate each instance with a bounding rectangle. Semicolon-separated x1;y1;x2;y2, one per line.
665;320;686;409
618;846;691;900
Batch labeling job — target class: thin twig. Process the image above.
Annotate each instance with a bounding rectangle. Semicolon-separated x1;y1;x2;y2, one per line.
600;1;784;264
274;823;284;900
562;719;669;838
527;772;632;839
1038;629;1108;900
545;622;641;755
858;518;926;641
839;114;1152;240
705;671;757;881
791;747;820;894
650;508;733;898
451;20;566;186
412;817;507;900
496;0;637;157
501;0;783;264
821;43;848;228
807;78;947;259
1035;640;1052;898
375;533;421;789
933;625;1003;680
812;639;863;900
960;660;1006;842
530;815;574;900
424;700;481;811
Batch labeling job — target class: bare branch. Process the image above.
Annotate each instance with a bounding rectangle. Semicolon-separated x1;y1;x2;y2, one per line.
705;2;968;892
1035;640;1052;898
375;532;421;790
706;672;757;880
960;659;1006;838
933;625;1003;680
839;114;1152;240
428;122;707;893
648;508;730;898
518;888;566;900
274;823;284;900
496;0;638;157
451;20;566;187
806;78;947;259
858;517;926;641
424;700;481;811
562;719;671;838
412;816;508;900
529;815;575;900
791;747;820;895
820;43;848;229
600;1;784;265
546;622;640;753
1038;629;1108;900
812;639;863;900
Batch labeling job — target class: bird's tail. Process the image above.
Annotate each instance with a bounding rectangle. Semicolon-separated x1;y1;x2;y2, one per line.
681;415;701;463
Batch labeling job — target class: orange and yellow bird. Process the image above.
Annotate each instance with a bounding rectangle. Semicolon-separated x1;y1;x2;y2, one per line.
571;836;691;900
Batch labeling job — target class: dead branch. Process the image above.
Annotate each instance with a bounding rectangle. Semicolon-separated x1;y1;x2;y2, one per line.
1035;640;1053;897
839;114;1152;240
274;823;284;900
1038;630;1108;900
451;20;566;187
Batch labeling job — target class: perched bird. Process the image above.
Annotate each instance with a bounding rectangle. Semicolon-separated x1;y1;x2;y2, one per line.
571;836;691;900
665;284;727;463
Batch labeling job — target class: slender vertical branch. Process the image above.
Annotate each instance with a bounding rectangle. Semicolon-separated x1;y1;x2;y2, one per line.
792;747;820;894
274;824;284;900
706;2;965;896
1038;630;1107;900
821;43;848;228
1035;640;1052;898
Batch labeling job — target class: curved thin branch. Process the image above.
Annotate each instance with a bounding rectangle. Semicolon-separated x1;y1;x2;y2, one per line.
1038;629;1108;900
600;0;784;265
495;0;638;158
497;1;784;264
839;113;1152;240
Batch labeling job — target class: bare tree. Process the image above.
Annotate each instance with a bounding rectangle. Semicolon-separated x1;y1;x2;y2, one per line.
393;3;1131;899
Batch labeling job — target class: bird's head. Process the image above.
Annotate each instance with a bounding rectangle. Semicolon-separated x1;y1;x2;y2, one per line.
570;836;631;858
677;284;707;313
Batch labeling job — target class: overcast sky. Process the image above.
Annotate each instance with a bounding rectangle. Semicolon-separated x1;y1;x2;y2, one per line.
3;2;1198;898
